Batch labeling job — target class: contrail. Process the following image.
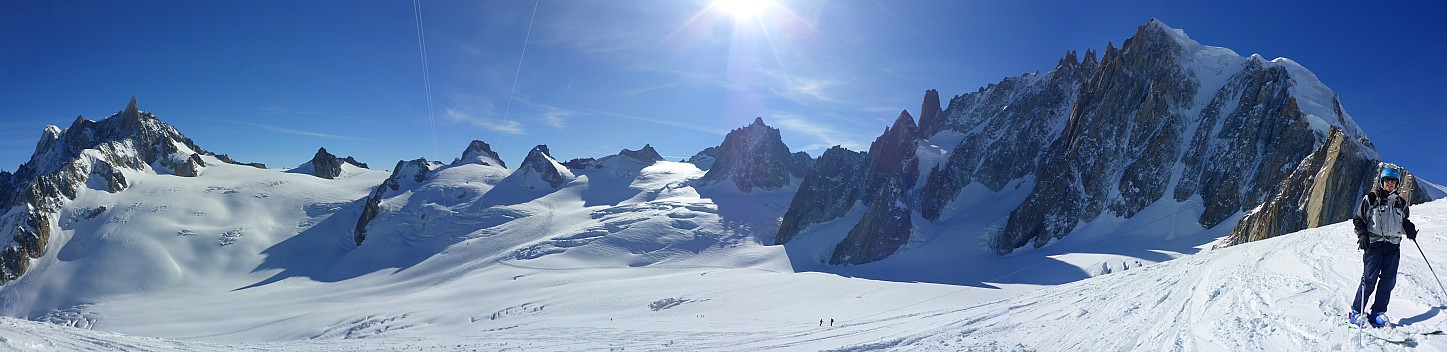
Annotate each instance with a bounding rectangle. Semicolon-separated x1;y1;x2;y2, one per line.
503;0;541;121
414;0;438;157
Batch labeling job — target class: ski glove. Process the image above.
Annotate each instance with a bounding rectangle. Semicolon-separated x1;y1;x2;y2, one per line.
1406;220;1418;241
1358;233;1369;250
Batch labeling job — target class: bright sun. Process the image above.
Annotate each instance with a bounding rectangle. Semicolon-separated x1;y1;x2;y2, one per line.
711;0;775;19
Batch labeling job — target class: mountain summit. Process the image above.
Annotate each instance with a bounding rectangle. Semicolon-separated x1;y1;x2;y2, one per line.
0;98;219;281
778;19;1428;265
694;117;811;193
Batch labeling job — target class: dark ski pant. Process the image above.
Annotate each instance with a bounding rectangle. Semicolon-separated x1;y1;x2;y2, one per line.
1353;241;1401;314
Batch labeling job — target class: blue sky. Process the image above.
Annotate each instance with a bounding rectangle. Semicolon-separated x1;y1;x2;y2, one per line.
2;0;1444;181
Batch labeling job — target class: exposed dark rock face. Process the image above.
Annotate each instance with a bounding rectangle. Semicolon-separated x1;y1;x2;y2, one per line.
564;145;664;170
213;154;266;169
696;117;808;193
452;140;506;168
562;158;598;170
1172;57;1318;229
829;110;921;265
517;145;572;189
919;50;1096;222
1222;129;1433;247
355;158;437;246
916;89;945;138
789;151;814;179
779;19;1390;263
172;153;207;177
619;144;664;165
0;172;13;212
1221;128;1372;246
776;147;871;245
1;97;216;282
993;21;1200;253
305;147;369;179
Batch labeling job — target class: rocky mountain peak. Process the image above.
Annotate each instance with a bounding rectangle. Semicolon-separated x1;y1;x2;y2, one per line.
2;98;219;282
778;20;1401;264
518;145;572;189
1058;50;1079;68
124;96;140;117
697;117;806;193
868;110;921;180
917;90;945;138
302;147;368;179
1121;19;1187;59
453;140;506;168
619;144;664;165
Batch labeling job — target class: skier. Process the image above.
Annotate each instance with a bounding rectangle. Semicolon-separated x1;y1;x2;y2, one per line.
1350;166;1419;328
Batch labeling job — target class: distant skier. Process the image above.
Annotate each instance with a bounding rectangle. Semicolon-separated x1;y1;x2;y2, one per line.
830;318;834;326
819;319;824;327
1350;166;1419;328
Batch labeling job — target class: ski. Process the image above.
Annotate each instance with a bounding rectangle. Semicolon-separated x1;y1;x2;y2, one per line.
1344;322;1416;346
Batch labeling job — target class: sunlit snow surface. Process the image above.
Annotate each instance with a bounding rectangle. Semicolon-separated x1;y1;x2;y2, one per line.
1;155;1445;351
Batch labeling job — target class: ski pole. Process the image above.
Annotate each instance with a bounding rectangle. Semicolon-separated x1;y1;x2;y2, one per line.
1412;238;1447;306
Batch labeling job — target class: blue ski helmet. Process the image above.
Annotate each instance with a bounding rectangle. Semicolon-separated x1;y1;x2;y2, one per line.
1381;167;1401;182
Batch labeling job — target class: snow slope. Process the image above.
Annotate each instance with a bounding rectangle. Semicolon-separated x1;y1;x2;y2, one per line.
6;199;1447;351
5;142;1447;351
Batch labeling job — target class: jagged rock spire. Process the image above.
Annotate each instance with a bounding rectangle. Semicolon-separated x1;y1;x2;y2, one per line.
125;96;139;115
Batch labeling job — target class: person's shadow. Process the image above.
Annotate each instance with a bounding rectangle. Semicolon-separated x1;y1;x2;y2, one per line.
1397;305;1444;326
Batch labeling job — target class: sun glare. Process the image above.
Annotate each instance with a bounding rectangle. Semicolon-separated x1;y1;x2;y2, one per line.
712;0;775;20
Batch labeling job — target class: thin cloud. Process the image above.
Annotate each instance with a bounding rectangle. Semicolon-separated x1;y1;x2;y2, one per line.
770;113;869;151
538;107;581;129
568;106;727;136
445;108;526;135
765;72;853;106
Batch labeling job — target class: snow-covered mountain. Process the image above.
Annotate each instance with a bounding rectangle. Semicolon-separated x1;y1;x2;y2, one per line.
7;199;1447;351
778;19;1435;266
0;97;269;283
4;18;1447;352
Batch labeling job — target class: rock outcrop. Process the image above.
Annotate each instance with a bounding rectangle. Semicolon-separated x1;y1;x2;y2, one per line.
1222;129;1430;247
619;144;665;165
213;154;266;169
696;117;809;193
829;110;921;265
303;147;368;179
776;146;871;245
916;89;945;138
516;145;573;189
452;140;506;168
354;158;439;245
